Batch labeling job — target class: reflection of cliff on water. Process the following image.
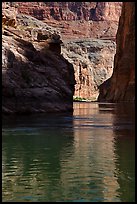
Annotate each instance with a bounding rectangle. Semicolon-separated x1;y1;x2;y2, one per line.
98;102;135;202
114;131;135;202
64;102;120;201
65;102;134;202
2;102;135;201
97;102;135;130
112;103;135;202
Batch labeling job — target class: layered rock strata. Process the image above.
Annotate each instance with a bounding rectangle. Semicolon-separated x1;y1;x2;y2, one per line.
5;2;122;40
12;2;122;21
62;39;116;100
98;2;135;102
2;11;75;114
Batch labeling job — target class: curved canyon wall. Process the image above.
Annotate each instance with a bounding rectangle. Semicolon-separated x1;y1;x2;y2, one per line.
98;2;135;102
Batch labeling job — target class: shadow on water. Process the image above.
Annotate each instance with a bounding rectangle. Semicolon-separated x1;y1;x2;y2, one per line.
98;102;135;202
112;103;135;202
98;102;135;130
2;112;75;201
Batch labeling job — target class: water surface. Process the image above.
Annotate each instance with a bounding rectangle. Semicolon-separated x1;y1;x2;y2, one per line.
2;102;135;202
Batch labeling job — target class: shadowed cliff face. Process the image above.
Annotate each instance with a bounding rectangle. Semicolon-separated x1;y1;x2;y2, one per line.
98;2;135;102
2;9;75;114
2;37;75;114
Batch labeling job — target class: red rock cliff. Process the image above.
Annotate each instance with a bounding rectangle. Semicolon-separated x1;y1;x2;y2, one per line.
5;2;122;40
13;2;121;21
98;2;135;102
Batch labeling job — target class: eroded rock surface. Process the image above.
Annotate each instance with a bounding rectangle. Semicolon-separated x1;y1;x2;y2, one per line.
2;7;75;114
7;2;122;40
62;39;116;100
2;3;18;28
13;2;122;21
98;2;135;102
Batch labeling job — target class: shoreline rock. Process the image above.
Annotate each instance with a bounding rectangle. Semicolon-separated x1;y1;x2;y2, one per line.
2;8;75;114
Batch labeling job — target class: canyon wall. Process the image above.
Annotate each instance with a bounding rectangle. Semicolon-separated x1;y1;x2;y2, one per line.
5;2;122;40
62;39;115;100
98;2;135;102
7;2;122;21
3;2;125;106
8;2;120;100
2;7;75;114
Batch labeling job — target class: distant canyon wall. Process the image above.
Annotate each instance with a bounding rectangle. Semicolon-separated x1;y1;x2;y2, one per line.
10;2;122;21
98;2;135;102
4;2;122;40
62;39;116;100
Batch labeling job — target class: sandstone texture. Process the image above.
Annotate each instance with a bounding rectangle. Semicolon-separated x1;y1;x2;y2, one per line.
2;7;75;114
2;3;18;28
62;39;116;100
7;2;122;40
13;2;122;21
98;2;135;102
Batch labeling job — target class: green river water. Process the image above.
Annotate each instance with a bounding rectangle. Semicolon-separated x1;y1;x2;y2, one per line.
2;102;135;202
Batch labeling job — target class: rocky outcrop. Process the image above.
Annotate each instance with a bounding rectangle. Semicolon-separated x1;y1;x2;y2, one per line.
6;2;122;40
62;39;116;100
2;3;17;28
98;2;135;102
2;9;75;114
